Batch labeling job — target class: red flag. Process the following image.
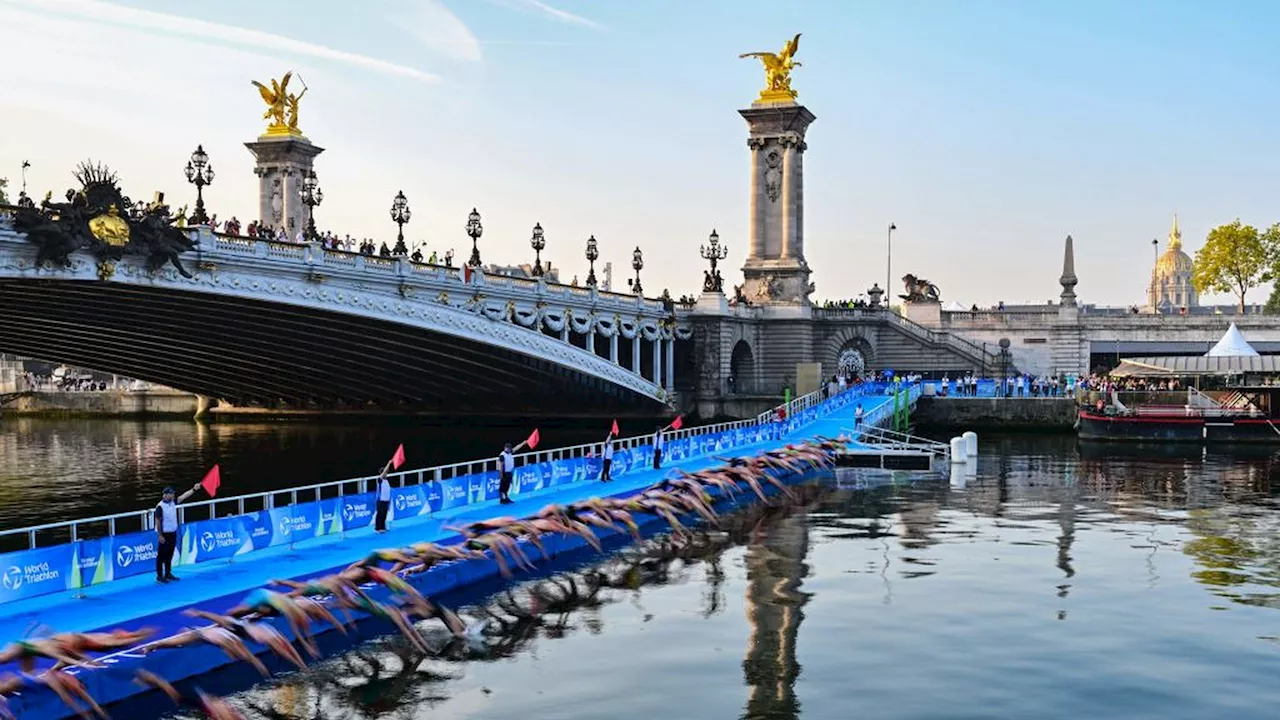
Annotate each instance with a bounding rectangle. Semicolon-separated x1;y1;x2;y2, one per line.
200;464;221;497
526;428;540;449
390;443;406;470
611;419;620;436
671;415;684;430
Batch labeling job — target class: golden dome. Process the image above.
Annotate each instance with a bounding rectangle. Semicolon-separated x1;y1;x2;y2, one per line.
1154;214;1192;275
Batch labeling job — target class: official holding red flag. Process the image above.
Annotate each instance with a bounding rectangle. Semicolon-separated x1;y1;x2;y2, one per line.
375;444;406;533
497;430;538;505
652;416;683;470
600;426;616;482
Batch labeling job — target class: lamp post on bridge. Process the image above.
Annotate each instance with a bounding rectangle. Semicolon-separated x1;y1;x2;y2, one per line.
390;191;411;256
530;223;546;276
998;337;1011;398
886;222;897;301
627;246;644;295
301;169;323;242
183;145;215;226
465;208;483;267
699;229;727;292
584;235;599;287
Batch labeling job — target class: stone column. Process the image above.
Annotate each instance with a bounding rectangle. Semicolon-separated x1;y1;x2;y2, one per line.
794;140;806;262
244;135;324;234
653;337;663;387
560;323;570;343
632;335;642;374
665;337;675;392
748;139;766;260
587;327;596;357
779;137;795;259
609;333;619;363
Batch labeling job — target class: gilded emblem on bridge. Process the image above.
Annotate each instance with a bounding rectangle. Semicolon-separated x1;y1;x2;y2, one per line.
252;71;307;137
739;33;802;103
89;205;130;247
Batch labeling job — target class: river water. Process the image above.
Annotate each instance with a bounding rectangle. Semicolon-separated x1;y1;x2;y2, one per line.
9;422;1280;718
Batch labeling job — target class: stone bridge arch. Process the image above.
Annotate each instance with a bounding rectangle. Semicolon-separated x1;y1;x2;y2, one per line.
729;338;758;394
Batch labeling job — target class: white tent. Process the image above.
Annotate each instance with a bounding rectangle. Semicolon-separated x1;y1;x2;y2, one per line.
942;300;966;312
1205;323;1260;357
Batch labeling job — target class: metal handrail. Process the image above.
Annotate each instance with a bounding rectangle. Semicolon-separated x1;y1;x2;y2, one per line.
0;408;784;550
858;424;949;450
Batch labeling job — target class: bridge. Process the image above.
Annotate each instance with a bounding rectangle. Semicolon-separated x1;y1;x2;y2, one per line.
0;83;1015;419
0;214;688;414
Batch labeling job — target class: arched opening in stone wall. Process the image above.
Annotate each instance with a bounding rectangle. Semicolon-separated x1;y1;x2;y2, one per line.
837;344;866;379
730;339;756;394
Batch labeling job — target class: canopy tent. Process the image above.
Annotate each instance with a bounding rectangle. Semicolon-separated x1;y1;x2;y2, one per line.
942;300;967;312
1110;354;1280;378
1206;323;1260;357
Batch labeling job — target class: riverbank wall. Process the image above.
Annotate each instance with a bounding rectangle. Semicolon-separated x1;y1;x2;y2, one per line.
1;391;198;417
913;397;1077;430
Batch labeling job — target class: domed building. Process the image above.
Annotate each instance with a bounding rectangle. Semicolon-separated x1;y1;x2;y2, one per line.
1147;215;1197;311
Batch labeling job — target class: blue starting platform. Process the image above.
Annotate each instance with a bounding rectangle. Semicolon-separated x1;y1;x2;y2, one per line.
0;389;909;718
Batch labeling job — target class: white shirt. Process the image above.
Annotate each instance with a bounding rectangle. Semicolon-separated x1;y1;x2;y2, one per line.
500;450;515;472
378;477;391;502
653;431;664;450
156;500;178;533
602;440;614;460
855;406;864;418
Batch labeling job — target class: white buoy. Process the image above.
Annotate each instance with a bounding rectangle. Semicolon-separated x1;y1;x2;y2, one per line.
963;431;978;458
949;462;967;488
949;437;966;464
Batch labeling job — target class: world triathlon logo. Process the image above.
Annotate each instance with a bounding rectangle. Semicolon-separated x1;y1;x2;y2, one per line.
116;545;134;568
394;494;407;512
278;517;292;536
2;567;21;590
200;532;217;553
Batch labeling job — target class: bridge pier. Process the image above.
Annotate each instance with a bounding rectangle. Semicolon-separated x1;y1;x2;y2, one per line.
194;394;214;421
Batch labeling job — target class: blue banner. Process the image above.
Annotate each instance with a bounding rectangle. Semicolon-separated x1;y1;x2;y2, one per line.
423;483;443;514
0;544;73;603
390;486;427;521
180;516;249;565
239;510;276;551
317;498;342;537
269;503;320;545
438;477;469;510
110;530;162;580
74;537;112;588
514;464;546;495
339;493;375;532
549;458;576;487
467;471;500;504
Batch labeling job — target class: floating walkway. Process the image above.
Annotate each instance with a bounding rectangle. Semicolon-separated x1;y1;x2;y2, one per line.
0;383;920;718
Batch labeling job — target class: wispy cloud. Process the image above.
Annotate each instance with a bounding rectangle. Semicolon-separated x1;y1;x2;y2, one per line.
405;0;484;63
490;0;602;29
1;0;439;82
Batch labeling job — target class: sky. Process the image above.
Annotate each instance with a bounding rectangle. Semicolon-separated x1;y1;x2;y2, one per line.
1;0;1278;307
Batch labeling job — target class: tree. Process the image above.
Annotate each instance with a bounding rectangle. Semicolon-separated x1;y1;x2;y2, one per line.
1192;220;1271;313
0;177;8;205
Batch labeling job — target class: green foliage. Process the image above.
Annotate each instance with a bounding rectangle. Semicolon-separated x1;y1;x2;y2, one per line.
1264;286;1280;315
1192;220;1272;313
0;177;8;205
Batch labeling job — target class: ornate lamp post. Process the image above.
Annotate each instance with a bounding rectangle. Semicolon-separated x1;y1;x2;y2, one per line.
465;208;483;267
699;228;728;292
998;337;1011;397
389;190;411;256
628;246;644;295
530;223;546;276
183;145;215;225
301;169;323;241
886;222;897;300
584;235;599;287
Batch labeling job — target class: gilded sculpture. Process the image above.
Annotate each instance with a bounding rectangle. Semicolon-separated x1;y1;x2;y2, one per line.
89;204;130;247
252;71;307;136
739;33;802;102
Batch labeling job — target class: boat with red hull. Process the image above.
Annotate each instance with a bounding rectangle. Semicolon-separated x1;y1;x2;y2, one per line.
1077;407;1280;443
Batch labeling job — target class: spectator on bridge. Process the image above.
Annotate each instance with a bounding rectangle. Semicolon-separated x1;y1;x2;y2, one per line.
652;425;665;470
600;432;615;482
154;483;202;584
375;472;392;533
379;242;392;257
855;403;865;428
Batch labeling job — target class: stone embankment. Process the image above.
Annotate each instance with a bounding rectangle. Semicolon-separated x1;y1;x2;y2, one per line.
1;390;197;418
913;397;1077;430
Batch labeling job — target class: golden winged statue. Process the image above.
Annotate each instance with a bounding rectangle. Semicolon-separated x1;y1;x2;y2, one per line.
739;33;802;102
252;72;306;136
